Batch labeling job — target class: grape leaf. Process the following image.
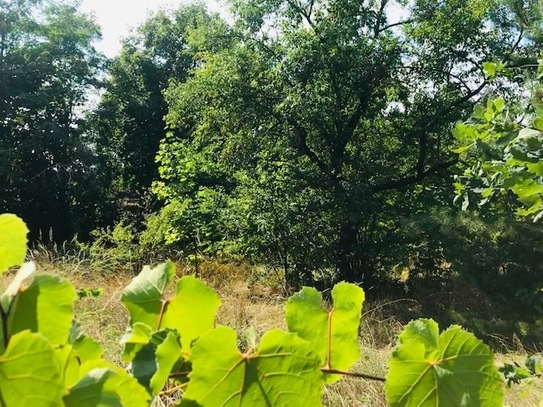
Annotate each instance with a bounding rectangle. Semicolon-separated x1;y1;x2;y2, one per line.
0;331;64;407
130;329;183;396
0;214;29;274
386;319;504;407
121;322;154;361
8;275;76;346
73;335;104;362
180;326;323;406
64;361;151;407
285;282;364;383
121;261;177;330
122;263;220;353
162;275;221;351
150;330;183;395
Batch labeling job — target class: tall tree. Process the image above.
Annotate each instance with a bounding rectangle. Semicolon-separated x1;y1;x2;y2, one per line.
0;0;105;241
91;3;226;216
158;0;538;285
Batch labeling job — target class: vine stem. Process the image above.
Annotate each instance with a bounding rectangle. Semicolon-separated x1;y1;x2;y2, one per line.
156;299;168;331
321;368;386;382
159;383;188;396
0;302;9;349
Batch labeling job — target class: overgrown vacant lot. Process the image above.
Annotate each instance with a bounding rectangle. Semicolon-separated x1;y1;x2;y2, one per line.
15;257;540;407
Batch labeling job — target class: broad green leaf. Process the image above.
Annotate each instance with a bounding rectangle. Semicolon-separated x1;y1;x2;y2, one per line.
511;179;543;199
121;261;177;330
8;275;76;346
285;282;364;383
73;335;104;362
130;329;183;395
0;331;64;407
385;319;504;407
121;322;154;361
162;275;221;351
55;344;81;389
150;330;183;395
482;61;497;79
64;368;124;407
180;326;323;406
122;263;221;353
0;214;29;274
65;361;151;407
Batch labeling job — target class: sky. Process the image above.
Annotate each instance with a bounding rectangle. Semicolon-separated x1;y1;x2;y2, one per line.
80;0;226;57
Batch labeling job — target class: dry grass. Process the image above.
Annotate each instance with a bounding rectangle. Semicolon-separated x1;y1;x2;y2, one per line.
2;257;542;406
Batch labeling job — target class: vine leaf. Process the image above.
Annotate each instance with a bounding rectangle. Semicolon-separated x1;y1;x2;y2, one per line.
385;319;504;407
162;276;221;352
64;360;151;407
285;282;364;383
0;214;29;274
180;326;324;406
122;262;221;353
130;329;183;396
121;322;154;361
8;275;76;347
121;261;177;329
0;331;64;407
150;330;183;395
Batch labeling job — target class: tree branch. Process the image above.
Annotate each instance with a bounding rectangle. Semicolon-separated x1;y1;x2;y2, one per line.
372;158;458;192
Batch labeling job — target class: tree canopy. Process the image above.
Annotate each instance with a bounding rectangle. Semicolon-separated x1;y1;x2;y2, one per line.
156;0;540;284
0;0;105;241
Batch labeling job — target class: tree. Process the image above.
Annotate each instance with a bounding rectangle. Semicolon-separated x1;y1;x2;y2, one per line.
91;3;226;225
0;0;105;241
157;0;538;286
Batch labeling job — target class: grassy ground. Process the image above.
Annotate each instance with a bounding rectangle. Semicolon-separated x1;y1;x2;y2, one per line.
7;257;543;406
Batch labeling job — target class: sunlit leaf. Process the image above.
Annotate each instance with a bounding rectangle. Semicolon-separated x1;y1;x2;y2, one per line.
286;282;364;383
0;331;64;407
180;326;323;406
121;261;177;330
386;319;504;407
8;275;76;346
65;360;151;407
162;275;221;352
0;214;29;274
122;263;220;354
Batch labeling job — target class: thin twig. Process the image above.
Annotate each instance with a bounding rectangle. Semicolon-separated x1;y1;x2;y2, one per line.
321;368;386;382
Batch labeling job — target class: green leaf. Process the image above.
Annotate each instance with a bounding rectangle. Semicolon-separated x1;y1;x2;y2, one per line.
482;61;497;79
0;214;29;274
0;331;64;407
180;326;323;406
65;361;151;407
286;282;364;383
121;322;154;361
150;330;183;395
64;366;150;407
73;335;104;362
122;263;221;354
385;319;504;407
162;275;221;352
8;275;76;346
130;329;183;396
121;261;177;330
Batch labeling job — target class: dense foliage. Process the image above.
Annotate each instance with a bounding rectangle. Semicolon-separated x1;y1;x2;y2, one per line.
1;0;543;346
0;0;106;240
155;0;541;285
0;213;506;406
